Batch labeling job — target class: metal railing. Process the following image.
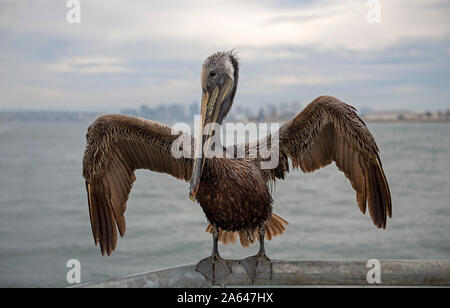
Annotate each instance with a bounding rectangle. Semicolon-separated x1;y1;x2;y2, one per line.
76;260;450;288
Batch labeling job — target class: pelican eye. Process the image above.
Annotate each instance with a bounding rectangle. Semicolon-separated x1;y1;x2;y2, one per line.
209;71;216;77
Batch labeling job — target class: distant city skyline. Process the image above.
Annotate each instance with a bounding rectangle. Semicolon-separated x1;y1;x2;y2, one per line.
0;1;449;112
1;100;448;124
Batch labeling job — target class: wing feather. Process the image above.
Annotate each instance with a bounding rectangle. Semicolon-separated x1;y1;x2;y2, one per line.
273;96;391;228
83;114;193;255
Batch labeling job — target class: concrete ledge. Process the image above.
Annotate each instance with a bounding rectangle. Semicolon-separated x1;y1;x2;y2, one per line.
76;260;450;288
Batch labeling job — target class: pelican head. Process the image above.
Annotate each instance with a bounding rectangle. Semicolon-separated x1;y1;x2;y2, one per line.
189;51;239;201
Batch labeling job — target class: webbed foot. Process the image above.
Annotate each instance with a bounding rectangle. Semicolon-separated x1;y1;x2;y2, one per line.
196;253;232;284
239;252;272;283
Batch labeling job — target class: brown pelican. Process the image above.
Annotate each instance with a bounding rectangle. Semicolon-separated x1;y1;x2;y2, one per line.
83;51;391;283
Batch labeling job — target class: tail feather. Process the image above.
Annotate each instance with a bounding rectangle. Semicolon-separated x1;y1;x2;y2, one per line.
205;213;288;247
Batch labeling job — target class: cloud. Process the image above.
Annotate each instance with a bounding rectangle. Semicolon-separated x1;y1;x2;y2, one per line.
0;0;448;110
15;84;65;99
45;57;132;74
2;0;448;51
393;85;421;94
272;73;373;86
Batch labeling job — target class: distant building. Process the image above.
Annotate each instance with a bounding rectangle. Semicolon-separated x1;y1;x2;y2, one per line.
2;103;448;124
363;112;400;122
362;110;450;122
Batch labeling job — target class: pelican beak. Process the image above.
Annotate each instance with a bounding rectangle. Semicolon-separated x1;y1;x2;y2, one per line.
189;74;234;202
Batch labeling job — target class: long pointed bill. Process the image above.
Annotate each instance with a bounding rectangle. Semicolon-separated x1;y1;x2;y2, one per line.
189;75;233;202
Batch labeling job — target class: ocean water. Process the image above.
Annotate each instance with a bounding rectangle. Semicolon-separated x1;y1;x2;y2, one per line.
0;121;448;287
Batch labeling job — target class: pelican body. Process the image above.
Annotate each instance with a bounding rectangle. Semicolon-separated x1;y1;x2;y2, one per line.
83;51;392;283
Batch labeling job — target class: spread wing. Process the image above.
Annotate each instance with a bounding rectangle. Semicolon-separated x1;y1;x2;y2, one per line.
261;96;392;228
82;114;193;255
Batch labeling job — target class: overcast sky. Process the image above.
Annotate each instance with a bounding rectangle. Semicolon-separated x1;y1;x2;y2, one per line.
0;0;449;111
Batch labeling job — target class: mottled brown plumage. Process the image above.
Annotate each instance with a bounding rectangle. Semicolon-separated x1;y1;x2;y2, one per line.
254;95;392;228
82;51;391;274
82;114;287;255
83;114;193;255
